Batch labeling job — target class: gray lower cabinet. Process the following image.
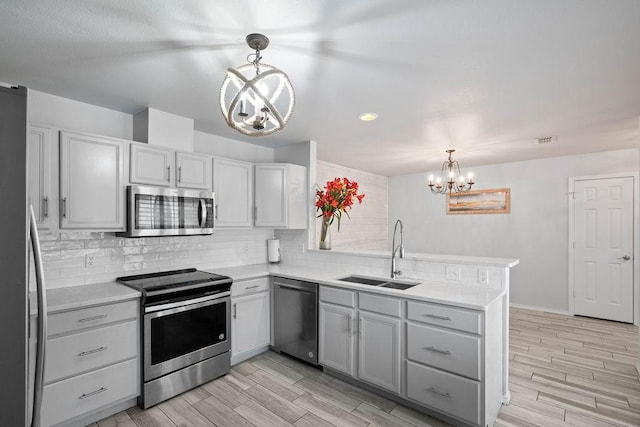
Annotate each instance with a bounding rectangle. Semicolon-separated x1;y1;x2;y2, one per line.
318;302;356;375
358;310;401;394
41;300;140;427
318;287;401;393
318;285;504;427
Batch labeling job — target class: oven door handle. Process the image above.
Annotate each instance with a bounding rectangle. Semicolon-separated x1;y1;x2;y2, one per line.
145;291;230;314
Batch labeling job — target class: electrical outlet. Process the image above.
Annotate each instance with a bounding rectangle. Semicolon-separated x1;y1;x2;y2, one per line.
478;269;489;285
85;255;96;268
298;243;306;254
240;242;249;254
445;265;460;281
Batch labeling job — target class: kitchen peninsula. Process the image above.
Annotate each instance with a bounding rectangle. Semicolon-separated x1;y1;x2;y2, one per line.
214;250;518;427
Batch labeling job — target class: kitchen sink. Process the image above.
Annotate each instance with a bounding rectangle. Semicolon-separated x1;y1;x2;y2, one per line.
336;275;419;290
336;276;389;286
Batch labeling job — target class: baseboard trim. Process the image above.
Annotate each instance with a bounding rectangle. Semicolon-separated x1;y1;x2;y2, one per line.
509;303;570;316
231;345;269;366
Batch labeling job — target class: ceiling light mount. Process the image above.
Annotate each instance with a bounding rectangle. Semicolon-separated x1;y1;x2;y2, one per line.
220;33;295;137
428;149;475;195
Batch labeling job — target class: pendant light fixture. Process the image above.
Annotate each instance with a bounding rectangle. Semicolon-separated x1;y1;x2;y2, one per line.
428;149;475;194
219;33;295;136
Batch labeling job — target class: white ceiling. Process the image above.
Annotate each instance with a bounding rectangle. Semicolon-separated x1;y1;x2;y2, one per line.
1;0;639;176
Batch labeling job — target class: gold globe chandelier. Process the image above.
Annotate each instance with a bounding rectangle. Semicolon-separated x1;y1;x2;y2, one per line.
428;149;475;194
219;33;295;136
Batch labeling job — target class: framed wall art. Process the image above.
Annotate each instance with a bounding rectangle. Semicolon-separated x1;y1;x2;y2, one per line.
446;188;510;215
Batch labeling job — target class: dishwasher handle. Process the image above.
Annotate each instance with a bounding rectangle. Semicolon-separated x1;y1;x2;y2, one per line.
275;283;312;294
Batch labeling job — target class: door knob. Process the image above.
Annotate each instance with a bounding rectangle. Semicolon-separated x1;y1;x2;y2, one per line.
618;255;631;261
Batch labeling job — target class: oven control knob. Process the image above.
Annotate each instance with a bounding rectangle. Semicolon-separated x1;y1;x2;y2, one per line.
219;333;225;340
308;352;314;359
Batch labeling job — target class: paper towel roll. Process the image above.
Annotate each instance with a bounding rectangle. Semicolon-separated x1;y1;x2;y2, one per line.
268;239;281;263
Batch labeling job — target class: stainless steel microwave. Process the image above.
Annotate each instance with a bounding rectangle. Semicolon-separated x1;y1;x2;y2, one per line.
119;185;215;237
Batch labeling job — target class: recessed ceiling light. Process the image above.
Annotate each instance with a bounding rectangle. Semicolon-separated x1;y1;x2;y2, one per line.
534;136;557;144
359;112;378;122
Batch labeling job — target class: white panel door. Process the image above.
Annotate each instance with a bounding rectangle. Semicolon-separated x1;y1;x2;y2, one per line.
254;164;287;227
231;292;270;357
318;303;355;376
213;158;253;228
60;132;125;230
176;152;211;190
28;125;55;229
358;311;401;393
574;177;634;322
129;144;174;187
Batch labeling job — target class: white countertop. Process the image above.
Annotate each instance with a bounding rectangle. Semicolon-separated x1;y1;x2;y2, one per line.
307;249;519;268
31;282;140;315
209;263;505;311
37;252;511;315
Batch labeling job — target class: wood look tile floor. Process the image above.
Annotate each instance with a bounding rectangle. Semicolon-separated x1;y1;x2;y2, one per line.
93;307;640;427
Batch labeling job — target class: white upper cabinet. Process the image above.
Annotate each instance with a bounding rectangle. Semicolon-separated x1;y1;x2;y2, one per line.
129;143;211;190
254;163;307;229
59;131;125;230
129;144;174;187
213;157;253;228
28;124;56;229
176;152;211;190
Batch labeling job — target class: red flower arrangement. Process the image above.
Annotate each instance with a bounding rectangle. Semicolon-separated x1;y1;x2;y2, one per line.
315;177;365;249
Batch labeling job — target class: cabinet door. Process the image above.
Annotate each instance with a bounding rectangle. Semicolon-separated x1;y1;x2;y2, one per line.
254;164;287;227
213;158;253;228
319;303;355;376
358;311;401;393
176;152;211;190
231;292;270;357
60;132;125;230
129;144;174;187
28;125;55;229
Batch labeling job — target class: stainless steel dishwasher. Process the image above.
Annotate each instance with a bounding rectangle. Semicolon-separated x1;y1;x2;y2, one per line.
272;276;319;366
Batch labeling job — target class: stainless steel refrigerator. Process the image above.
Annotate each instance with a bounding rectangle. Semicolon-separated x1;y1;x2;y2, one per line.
0;84;47;427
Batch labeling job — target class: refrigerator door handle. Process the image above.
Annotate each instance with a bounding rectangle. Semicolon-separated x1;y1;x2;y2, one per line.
29;205;47;427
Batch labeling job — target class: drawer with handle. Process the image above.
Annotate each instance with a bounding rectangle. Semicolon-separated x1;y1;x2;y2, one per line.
407;322;481;380
320;286;355;308
231;277;270;296
407;300;482;334
45;320;137;384
406;360;480;426
40;358;138;427
48;300;137;336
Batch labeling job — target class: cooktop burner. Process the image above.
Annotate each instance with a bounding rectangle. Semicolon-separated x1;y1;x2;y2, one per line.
117;268;232;298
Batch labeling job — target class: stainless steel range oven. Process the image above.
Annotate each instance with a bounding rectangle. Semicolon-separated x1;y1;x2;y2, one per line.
117;269;232;408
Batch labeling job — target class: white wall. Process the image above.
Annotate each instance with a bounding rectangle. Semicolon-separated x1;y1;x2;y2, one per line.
316;161;388;251
388;149;640;312
29;90;132;139
194;131;274;163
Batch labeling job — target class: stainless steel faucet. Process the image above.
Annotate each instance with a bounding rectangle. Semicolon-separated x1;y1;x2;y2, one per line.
391;219;405;278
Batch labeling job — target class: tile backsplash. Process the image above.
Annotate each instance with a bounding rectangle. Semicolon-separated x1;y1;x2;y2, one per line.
39;228;274;288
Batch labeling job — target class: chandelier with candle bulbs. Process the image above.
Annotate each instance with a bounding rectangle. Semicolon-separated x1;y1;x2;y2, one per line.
428;149;475;194
220;33;295;136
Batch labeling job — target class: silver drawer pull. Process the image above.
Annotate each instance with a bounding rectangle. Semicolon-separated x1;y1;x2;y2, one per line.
425;314;451;321
346;315;352;333
427;387;450;398
79;387;108;400
78;314;107;323
78;346;107;357
245;285;259;290
425;346;451;356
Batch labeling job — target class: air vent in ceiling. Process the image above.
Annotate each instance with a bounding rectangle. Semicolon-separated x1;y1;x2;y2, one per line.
535;136;557;145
